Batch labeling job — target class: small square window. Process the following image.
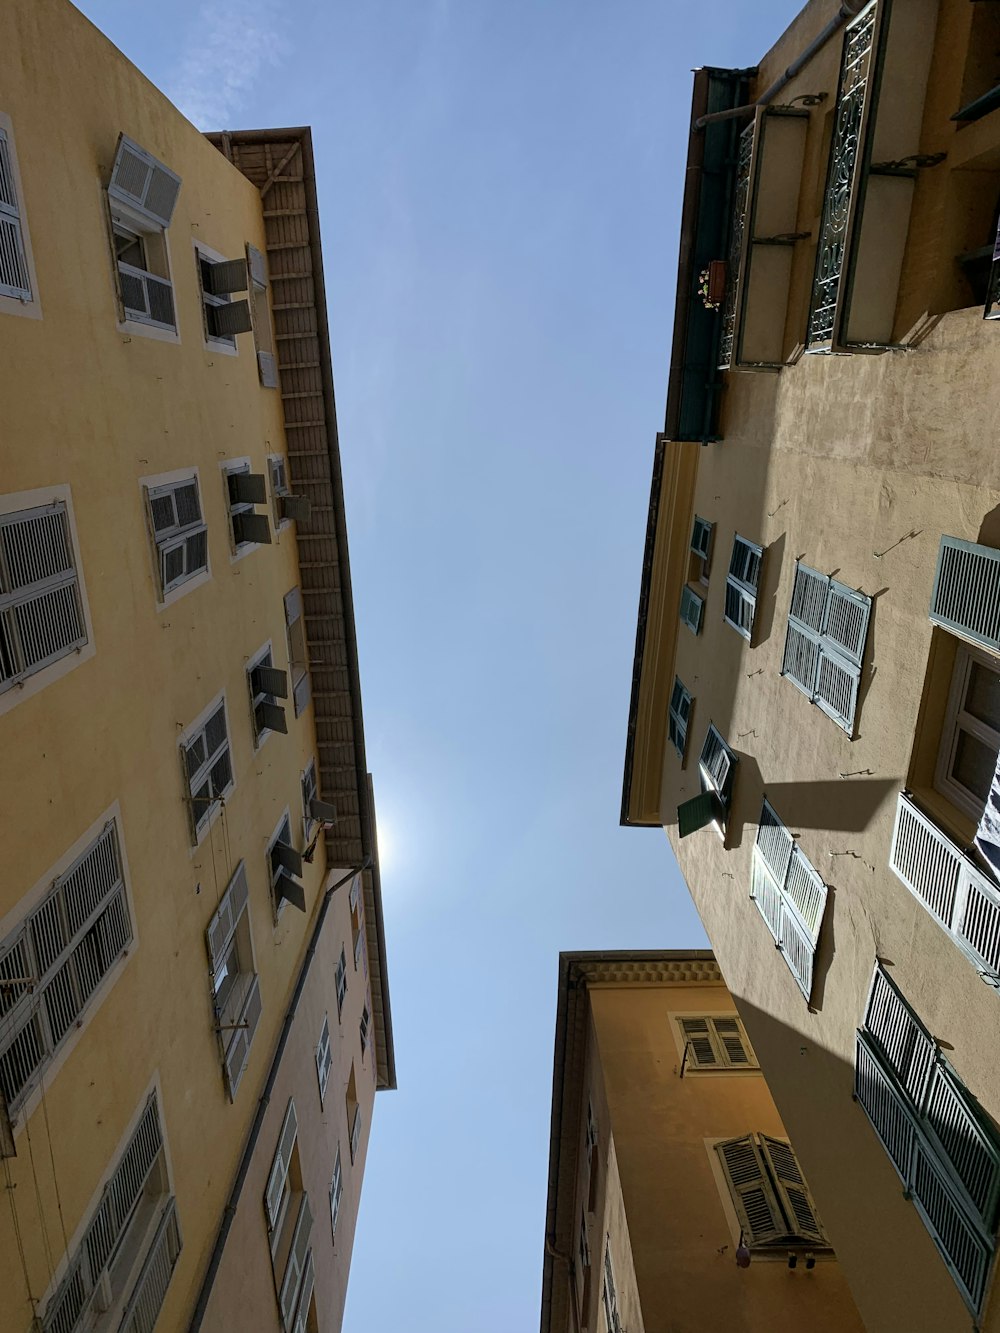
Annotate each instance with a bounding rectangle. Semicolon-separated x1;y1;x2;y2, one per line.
247;645;288;746
224;463;272;552
269;813;305;916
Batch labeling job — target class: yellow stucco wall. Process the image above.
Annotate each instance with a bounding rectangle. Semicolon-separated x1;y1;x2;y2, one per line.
0;2;346;1328
575;978;863;1332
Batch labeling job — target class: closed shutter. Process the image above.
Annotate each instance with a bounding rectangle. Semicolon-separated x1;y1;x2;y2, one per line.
118;1196;182;1333
108;134;181;228
292;1249;315;1333
84;1095;163;1278
930;537;1000;653
225;973;261;1100
782;563;870;733
258;351;279;388
855;1030;917;1179
910;1137;993;1315
316;1017;332;1100
759;1136;825;1242
207;299;253;338
782;564;827;694
205;863;248;974
265;1099;298;1230
202;257;248;296
715;1136;784;1243
712;1017;752;1067
756;800;794;886
279;1194;314;1331
924;1060;1000;1227
0;128;31;299
680;585;704;634
751;801;827;1001
0;503;86;688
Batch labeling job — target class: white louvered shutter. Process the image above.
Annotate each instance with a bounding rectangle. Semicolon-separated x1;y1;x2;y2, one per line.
782;564;827;694
247;244;268;287
910;1135;993;1312
0;503;86;686
758;1135;826;1242
108;135;181;228
756;800;794;886
292;1248;315;1333
279;1195;314;1331
930;537;1000;653
715;1136;784;1243
680;585;704;634
266;1100;298;1231
0;128;31;299
225;974;261;1099
865;966;936;1103
205;863;248;973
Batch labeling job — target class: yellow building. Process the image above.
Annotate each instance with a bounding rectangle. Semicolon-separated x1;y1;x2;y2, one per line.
0;4;393;1332
623;1;1000;1329
540;951;865;1333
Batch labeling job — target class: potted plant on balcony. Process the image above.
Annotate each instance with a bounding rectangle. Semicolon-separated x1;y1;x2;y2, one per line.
698;261;727;310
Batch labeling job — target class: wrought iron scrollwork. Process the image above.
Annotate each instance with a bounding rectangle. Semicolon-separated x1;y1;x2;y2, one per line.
718;121;754;368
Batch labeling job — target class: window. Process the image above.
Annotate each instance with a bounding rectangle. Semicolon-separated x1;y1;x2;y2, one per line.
206;862;261;1101
714;1133;827;1248
359;992;371;1058
248;244;279;387
586;1099;598;1153
669;678;692;759
301;760;327;842
0;820;133;1118
196;246;252;347
889;792;1000;984
690;516;713;585
724;535;763;641
585;1099;600;1212
329;1147;344;1240
677;724;737;838
264;1099;315;1333
680;584;704;635
335;948;348;1017
347;1065;362;1163
144;474;208;600
750;800;828;1001
351;877;366;974
224;463;272;551
181;696;233;842
289;1251;316;1333
782;562;871;735
39;1092;180;1333
107;134;180;332
0;119;34;305
248;644;289;745
578;1212;592;1311
677;1015;758;1071
270;455;311;529
285;587;311;715
0;501;87;696
269;813;305;915
934;643;1000;822
601;1243;621;1333
855;962;1000;1313
315;1016;332;1105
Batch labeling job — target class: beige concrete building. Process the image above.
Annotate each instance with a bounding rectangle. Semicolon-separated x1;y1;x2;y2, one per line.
622;1;1000;1330
0;4;393;1332
540;951;865;1333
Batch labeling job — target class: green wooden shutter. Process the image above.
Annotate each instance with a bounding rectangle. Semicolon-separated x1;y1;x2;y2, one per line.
715;1135;784;1243
679;585;704;634
678;792;717;838
759;1135;826;1242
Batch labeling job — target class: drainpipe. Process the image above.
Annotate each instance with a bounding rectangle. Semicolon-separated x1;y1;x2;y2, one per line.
187;857;371;1333
695;0;866;128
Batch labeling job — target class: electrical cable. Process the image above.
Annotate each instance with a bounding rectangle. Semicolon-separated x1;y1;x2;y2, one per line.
39;1079;69;1253
3;1153;36;1315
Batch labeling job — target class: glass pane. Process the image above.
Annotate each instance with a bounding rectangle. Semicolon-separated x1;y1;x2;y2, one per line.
953;728;998;807
965;660;1000;731
114;226;146;269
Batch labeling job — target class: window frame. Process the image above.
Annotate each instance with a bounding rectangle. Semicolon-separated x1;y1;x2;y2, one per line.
268;810;304;918
680;584;705;636
301;760;318;842
781;562;872;735
141;470;209;605
335;947;348;1017
285;587;311;716
206;861;261;1101
0;112;40;318
270;455;291;532
714;1132;828;1249
329;1146;343;1241
724;534;763;641
315;1015;333;1106
222;459;272;557
750;799;829;1002
247;640;288;749
934;642;1000;823
673;1013;759;1072
690;516;714;585
669;677;692;759
193;238;250;353
180;692;233;845
106;134;180;340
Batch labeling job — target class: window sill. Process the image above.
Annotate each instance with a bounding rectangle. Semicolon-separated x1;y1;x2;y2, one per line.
0;290;42;321
116;316;180;345
154;566;211;613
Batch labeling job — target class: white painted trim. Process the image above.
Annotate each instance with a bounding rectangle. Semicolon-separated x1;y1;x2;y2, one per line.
179;689;234;848
267;805;295;922
246;638;278;752
0;484;96;719
220;456;265;564
194;236;240;356
934;641;1000;822
105;184;180;344
268;453;292;533
0;110;42;321
137;466;212;610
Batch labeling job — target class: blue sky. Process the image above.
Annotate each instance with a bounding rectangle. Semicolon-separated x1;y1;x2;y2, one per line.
76;1;800;1327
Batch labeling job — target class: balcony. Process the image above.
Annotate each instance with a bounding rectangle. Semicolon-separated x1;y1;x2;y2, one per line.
806;0;939;353
718;107;810;371
118;261;175;331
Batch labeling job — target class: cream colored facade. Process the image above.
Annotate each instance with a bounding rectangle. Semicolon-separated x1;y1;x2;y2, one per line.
623;3;1000;1331
0;4;393;1332
540;952;865;1333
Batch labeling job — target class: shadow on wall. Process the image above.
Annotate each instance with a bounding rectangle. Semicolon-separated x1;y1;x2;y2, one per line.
750;530;786;651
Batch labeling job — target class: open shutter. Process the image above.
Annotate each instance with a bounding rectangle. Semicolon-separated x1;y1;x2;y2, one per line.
864;965;935;1104
203;258;248;296
679;585;704;634
824;582;870;665
784;847;827;939
910;1136;993;1314
205;862;248;973
252;664;289;698
759;1136;826;1242
0;129;31;299
247;244;268;287
229;472;267;505
930;537;1000;652
724;580;756;638
276;874;307;913
280;495;312;523
678;792;718;838
680;1017;718;1067
751;850;786;942
233;512;272;546
207;299;253;338
108;134;180;227
273;843;304;877
309;797;336;824
715;1136;784;1243
855;1030;917;1180
265;1100;298;1230
225;973;261;1100
814;646;860;733
255;701;288;735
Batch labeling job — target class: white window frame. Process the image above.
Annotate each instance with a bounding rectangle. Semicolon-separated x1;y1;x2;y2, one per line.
670;1013;759;1072
0;112;40;319
140;468;210;607
268;809;304;919
265;1098;298;1250
270;455;291;532
690;515;713;586
0;806;136;1130
335;947;348;1017
724;534;763;641
107;135;180;343
669;677;692;759
248;243;279;387
359;991;371;1059
934;642;1000;822
601;1242;621;1333
329;1146;343;1241
315;1015;333;1105
247;640;286;750
194;237;246;354
180;692;234;846
222;458;271;559
750;799;829;1002
285;587;311;717
206;861;261;1101
301;760;318;842
0;486;95;718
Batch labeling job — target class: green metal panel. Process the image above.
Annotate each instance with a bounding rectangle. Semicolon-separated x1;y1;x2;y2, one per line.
678;791;718;838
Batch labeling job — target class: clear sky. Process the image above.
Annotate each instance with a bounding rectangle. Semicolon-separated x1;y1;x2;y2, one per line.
75;1;801;1327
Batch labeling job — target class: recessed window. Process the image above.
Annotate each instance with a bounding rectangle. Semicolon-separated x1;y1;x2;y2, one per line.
351;877;366;974
715;1133;827;1248
680;584;704;635
182;696;233;843
602;1244;622;1333
677;1014;758;1071
247;243;279;386
269;455;311;530
359;992;371;1058
0;119;34;307
0;500;87;696
678;724;737;838
269;813;305;915
315;1015;333;1105
196;246;252;348
335;947;348;1017
247;644;289;746
934;643;1000;822
264;1099;316;1332
285;587;311;715
144;474;208;600
329;1147;344;1241
224;463;272;552
107;134;180;333
782;562;871;735
724;535;763;641
347;1064;361;1162
689;516;714;585
206;861;261;1100
669;678;692;759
